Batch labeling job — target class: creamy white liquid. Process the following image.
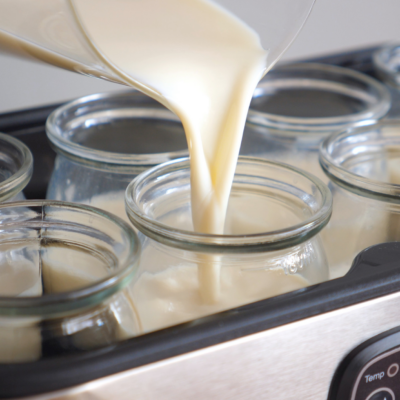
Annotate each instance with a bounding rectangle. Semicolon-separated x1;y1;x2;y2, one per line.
82;192;130;224
131;265;308;333
69;0;267;302
387;157;400;242
129;194;322;333
322;158;390;279
321;188;390;279
69;0;267;233
388;157;400;186
0;241;42;362
42;247;141;341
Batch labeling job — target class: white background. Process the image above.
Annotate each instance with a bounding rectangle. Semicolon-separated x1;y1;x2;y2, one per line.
0;0;400;113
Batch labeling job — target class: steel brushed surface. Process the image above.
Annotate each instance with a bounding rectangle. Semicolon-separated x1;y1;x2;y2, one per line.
20;290;400;400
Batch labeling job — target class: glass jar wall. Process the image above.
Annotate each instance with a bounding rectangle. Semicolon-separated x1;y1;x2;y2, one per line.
0;201;140;363
0;132;33;202
240;63;391;182
46;91;188;223
373;43;400;118
125;157;332;333
374;44;400;90
320;120;400;279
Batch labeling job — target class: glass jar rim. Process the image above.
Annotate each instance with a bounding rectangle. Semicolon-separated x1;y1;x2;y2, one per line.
46;90;188;168
0;200;141;317
0;132;33;201
125;157;332;253
320;119;400;202
248;63;391;136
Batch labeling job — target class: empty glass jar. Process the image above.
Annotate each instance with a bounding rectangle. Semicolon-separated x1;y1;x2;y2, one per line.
125;157;332;333
46;91;188;223
0;132;33;202
0;200;141;363
320;119;400;279
373;43;400;118
374;43;400;90
240;63;391;182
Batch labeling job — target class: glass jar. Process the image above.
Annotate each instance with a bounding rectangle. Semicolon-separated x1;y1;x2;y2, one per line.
46;90;188;223
0;132;33;202
125;157;332;333
0;200;140;363
320;119;400;279
373;43;400;90
240;63;391;182
373;43;400;118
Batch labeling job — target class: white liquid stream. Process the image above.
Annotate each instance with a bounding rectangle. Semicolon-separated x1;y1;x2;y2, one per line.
69;0;268;303
69;0;267;234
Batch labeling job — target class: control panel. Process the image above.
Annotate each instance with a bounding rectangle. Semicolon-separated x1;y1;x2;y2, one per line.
330;328;400;400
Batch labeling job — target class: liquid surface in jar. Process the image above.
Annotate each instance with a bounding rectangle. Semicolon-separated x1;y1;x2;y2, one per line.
131;265;308;333
82;192;130;223
131;198;317;334
0;240;42;362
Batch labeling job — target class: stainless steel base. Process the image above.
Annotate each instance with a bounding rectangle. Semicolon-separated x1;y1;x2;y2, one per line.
24;290;400;400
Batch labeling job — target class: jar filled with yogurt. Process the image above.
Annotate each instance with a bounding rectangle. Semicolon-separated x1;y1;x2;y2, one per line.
0;200;141;362
125;157;331;333
241;63;391;182
46;91;188;223
320;119;400;278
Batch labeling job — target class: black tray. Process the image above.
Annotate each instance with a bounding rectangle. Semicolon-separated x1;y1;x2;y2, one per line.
1;46;400;399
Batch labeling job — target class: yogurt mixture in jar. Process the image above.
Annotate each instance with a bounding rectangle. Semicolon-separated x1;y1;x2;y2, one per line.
132;265;308;333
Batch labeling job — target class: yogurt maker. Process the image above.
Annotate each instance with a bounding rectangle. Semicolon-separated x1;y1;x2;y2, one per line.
0;46;400;400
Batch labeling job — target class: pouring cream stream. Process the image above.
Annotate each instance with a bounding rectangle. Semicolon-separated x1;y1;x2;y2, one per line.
68;0;268;302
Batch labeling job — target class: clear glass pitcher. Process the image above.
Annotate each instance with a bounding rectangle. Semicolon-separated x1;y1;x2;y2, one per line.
0;0;124;84
0;0;316;86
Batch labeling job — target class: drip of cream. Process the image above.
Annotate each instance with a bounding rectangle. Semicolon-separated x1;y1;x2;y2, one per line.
69;0;267;302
